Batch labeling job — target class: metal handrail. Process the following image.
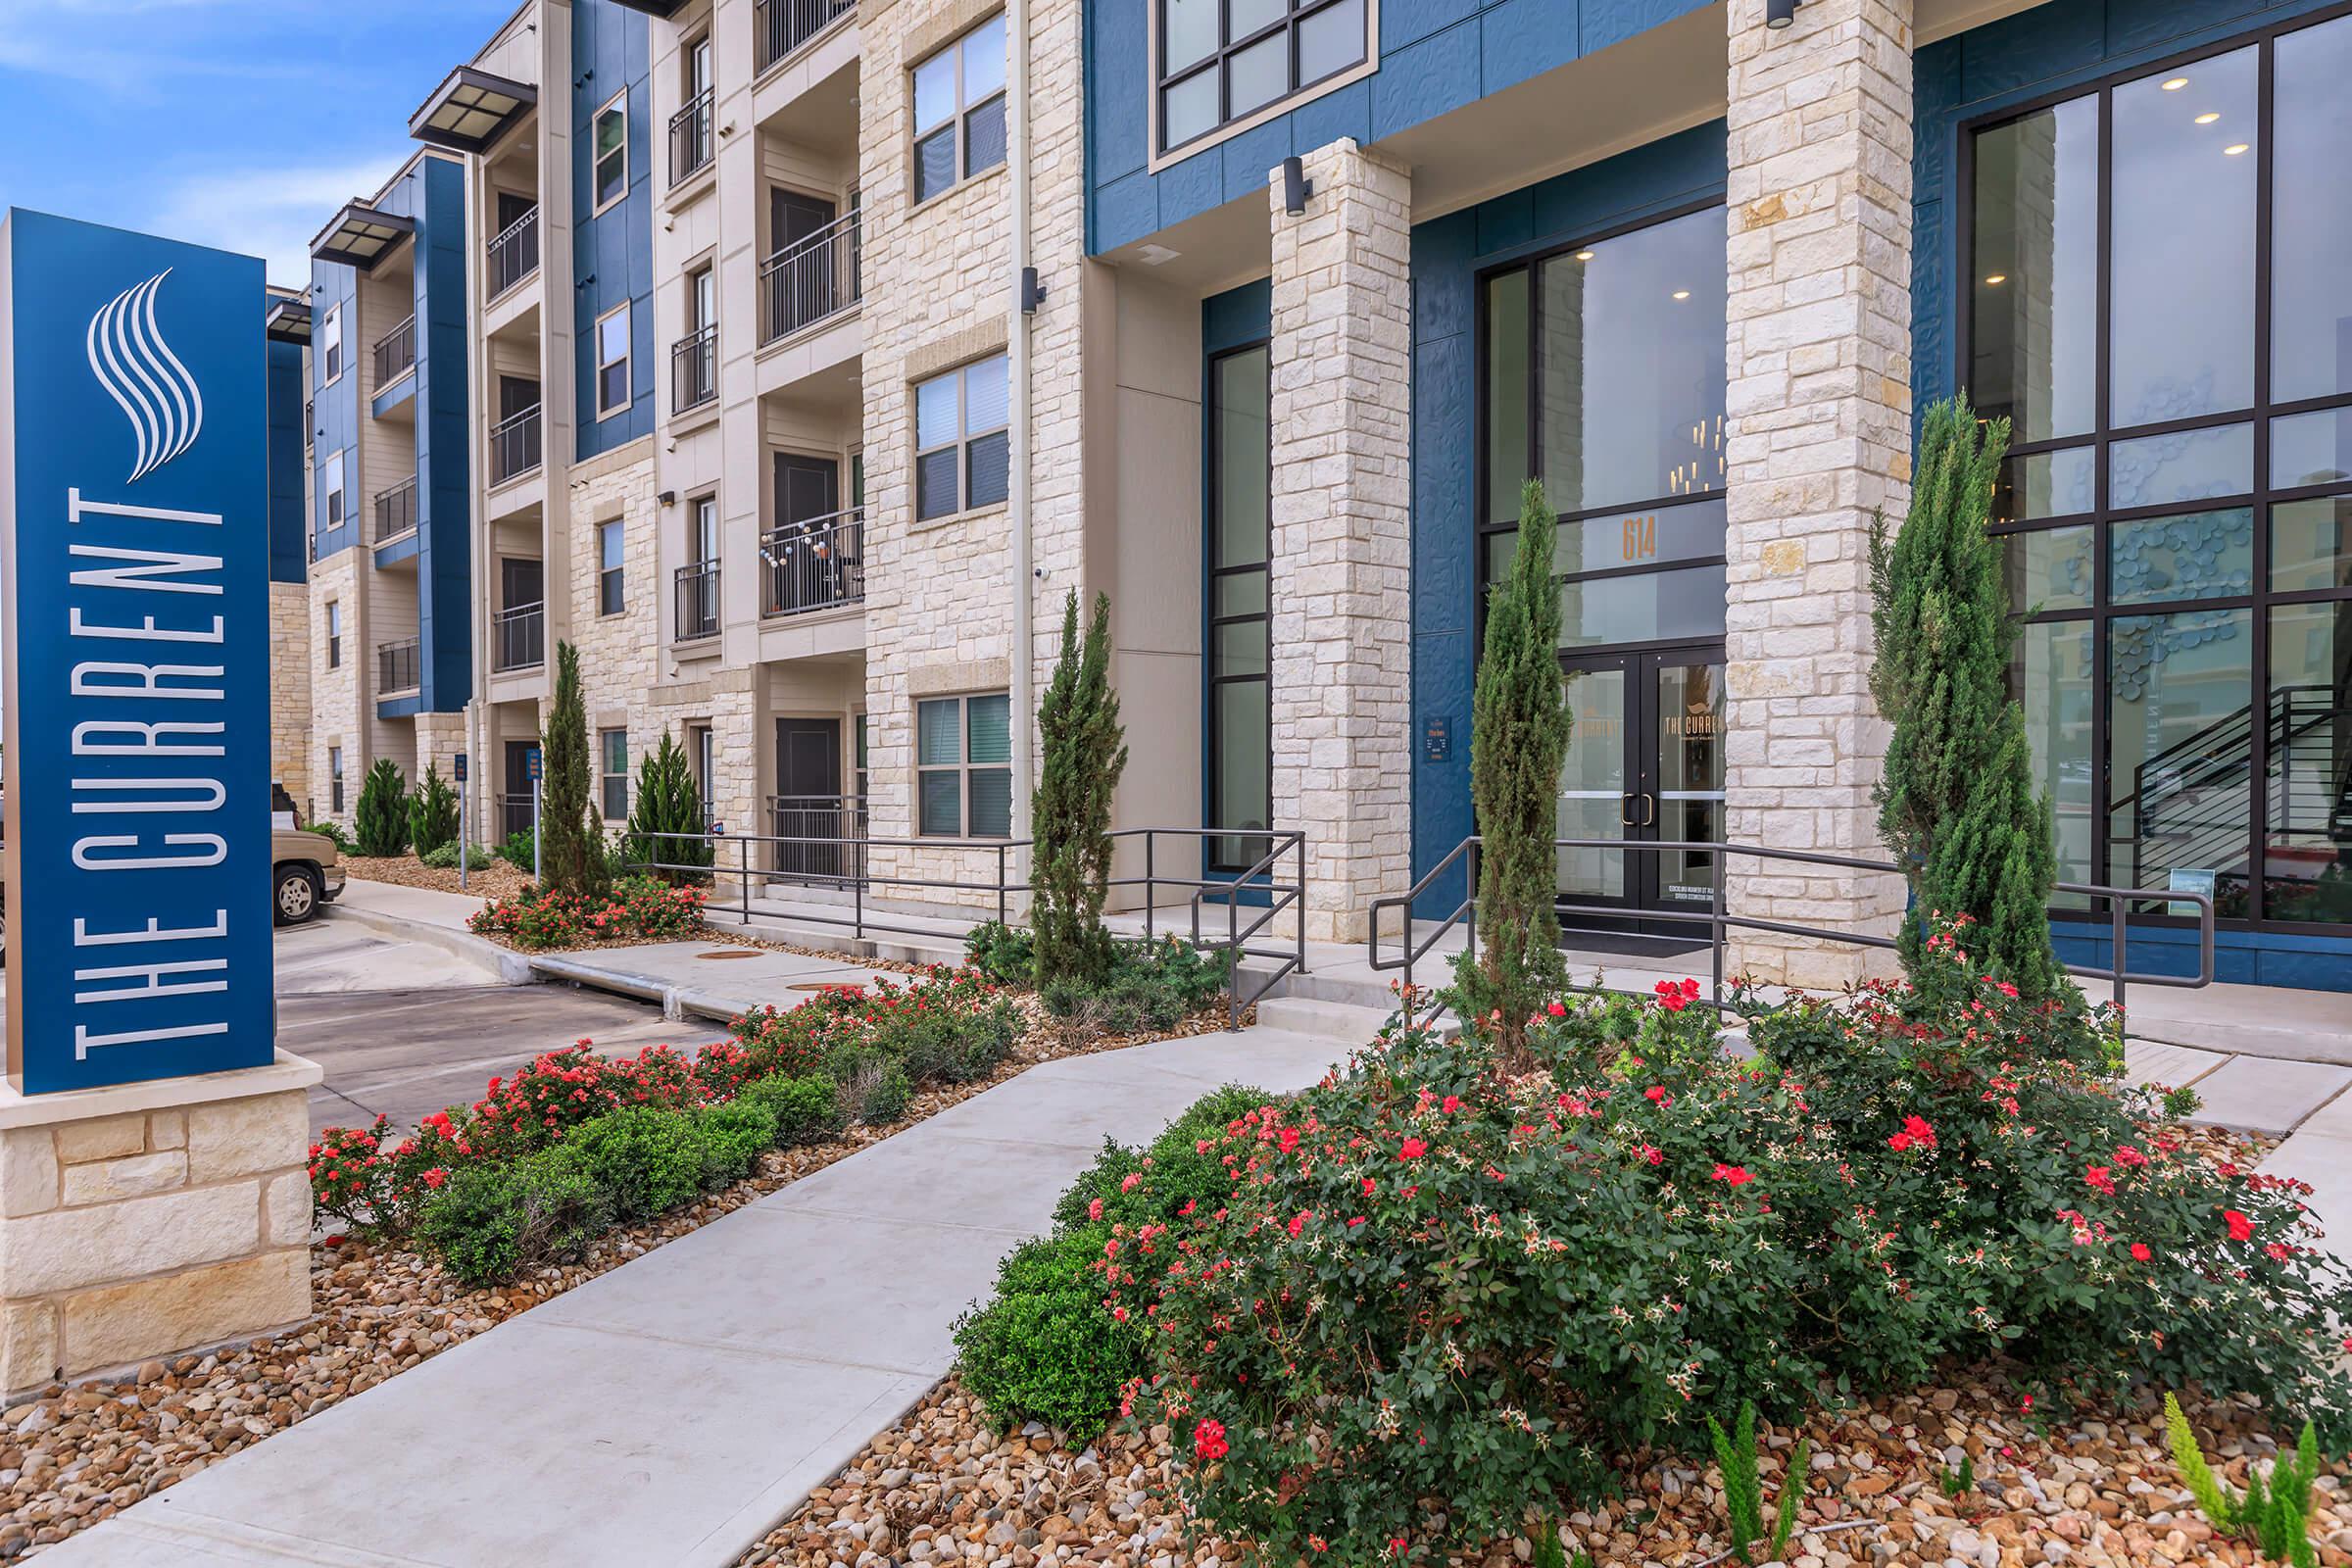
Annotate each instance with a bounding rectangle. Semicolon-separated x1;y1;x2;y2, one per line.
669;89;713;185
759;208;861;345
371;315;416;387
375;636;421;696
674;559;721;641
488;205;540;298
372;474;419;543
760;506;864;616
492;600;544;672
1370;835;2218;1029
756;0;856;74
672;323;717;413
490;404;543;485
625;825;1308;1031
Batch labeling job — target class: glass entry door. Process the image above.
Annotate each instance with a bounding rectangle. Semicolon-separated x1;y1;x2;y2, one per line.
1556;647;1727;923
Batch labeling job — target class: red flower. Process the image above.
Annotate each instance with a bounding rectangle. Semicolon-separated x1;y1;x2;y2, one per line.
1639;1143;1663;1166
1399;1138;1428;1161
1193;1418;1229;1461
1712;1163;1753;1187
1644;1086;1668;1103
2084;1164;2116;1196
1286;1210;1309;1238
422;1167;447;1190
1545;1001;1567;1017
2130;1243;2152;1262
1654;980;1690;1013
1441;1096;1463;1115
1885;1114;1937;1152
1088;1197;1105;1222
2225;1209;2255;1243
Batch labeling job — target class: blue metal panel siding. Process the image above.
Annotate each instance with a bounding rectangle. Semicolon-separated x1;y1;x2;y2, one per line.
416;157;472;712
310;263;361;558
1912;0;2351;985
267;339;306;583
573;0;656;459
1083;0;1712;254
1405;124;1726;908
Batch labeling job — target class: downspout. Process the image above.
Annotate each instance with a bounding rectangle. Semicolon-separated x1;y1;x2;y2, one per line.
465;155;492;847
1006;0;1034;896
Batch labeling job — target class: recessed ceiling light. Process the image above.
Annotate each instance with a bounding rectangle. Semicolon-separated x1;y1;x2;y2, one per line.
1984;273;2008;286
1135;243;1182;266
2195;112;2220;124
2161;76;2189;90
2224;142;2250;155
1574;250;1595;262
1672;289;1690;300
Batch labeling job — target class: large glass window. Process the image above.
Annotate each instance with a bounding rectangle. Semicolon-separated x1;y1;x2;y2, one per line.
593;95;629;210
1478;205;1729;646
913;356;1009;520
912;18;1006;204
1207;344;1270;871
1969;12;2352;927
596;303;632;418
916;694;1011;838
1156;0;1364;155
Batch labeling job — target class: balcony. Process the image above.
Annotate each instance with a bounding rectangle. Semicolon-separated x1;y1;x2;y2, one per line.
672;323;717;414
491;404;543;486
494;601;545;672
670;90;714;187
376;637;421;697
373;474;418;543
757;0;856;74
759;209;860;346
488;205;539;298
675;560;720;643
372;315;416;387
761;506;863;617
768;793;867;882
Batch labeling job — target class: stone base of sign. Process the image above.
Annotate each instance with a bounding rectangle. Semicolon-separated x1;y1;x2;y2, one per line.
0;1051;321;1400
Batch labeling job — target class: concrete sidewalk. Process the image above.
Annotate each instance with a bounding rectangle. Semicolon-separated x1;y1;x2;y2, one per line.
37;1024;1348;1568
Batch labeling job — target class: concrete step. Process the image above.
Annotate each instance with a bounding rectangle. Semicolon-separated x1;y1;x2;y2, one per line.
702;908;969;969
1251;993;1461;1044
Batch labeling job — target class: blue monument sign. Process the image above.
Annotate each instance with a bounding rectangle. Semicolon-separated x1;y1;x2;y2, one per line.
0;211;273;1093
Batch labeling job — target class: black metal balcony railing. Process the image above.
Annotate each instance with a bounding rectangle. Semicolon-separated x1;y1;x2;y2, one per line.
675;560;720;642
759;208;861;345
376;636;421;696
494;601;545;672
768;794;868;883
491;404;543;486
489;205;540;298
498;793;536;840
757;0;856;73
761;506;864;617
672;323;717;414
373;474;418;543
372;315;416;387
670;90;714;186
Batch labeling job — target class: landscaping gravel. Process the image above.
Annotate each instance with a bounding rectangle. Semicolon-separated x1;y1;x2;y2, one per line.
0;1004;1234;1560
344;853;528;902
732;1376;2349;1568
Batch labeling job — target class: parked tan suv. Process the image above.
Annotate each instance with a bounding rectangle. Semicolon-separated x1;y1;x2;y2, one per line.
272;826;345;927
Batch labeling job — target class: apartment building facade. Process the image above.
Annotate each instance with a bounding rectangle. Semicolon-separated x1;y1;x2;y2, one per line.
296;0;2351;992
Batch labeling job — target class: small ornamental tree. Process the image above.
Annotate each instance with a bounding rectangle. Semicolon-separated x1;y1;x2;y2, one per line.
1030;590;1127;989
625;732;713;886
408;761;460;858
1868;395;2060;998
353;759;410;858
538;640;609;897
1457;478;1571;1067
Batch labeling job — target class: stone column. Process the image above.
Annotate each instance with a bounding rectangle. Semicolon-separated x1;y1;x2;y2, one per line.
1721;0;1916;986
1;1056;319;1397
1266;139;1414;946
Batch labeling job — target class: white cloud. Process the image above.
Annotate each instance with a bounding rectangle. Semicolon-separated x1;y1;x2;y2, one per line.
154;157;407;286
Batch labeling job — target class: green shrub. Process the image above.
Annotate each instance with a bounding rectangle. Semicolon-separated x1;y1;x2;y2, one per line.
495;828;536;873
841;1058;912;1125
418;841;497;870
894;1004;1018;1085
353;759;410;858
695;1100;778;1186
954;1227;1140;1438
565;1107;712;1221
414;1148;611;1288
301;819;354;852
408;762;461;857
624;732;714;887
1052;1083;1266;1233
1708;1400;1809;1564
2166;1393;2324;1567
963;920;1034;986
1031;590;1126;990
737;1074;844;1147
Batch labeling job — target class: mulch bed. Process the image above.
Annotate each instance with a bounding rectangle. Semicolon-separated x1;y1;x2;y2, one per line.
343;854;529;903
0;1004;1238;1561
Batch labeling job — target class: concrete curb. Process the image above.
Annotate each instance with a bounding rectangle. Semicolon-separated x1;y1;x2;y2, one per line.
521;956;773;1027
322;901;537;986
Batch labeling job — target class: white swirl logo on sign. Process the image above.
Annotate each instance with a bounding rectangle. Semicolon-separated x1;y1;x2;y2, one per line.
84;268;207;485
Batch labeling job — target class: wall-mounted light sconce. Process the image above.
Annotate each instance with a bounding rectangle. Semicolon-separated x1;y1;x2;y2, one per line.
1281;156;1313;216
1765;0;1800;27
658;490;677;507
1020;266;1048;315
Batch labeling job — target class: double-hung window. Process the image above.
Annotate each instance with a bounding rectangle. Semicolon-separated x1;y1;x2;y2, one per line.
593;94;629;210
324;455;347;534
1156;0;1366;156
911;17;1006;204
328;747;344;813
325;601;343;669
596;303;632;418
598;518;626;615
600;729;629;821
320;304;344;383
913;355;1009;520
916;694;1011;838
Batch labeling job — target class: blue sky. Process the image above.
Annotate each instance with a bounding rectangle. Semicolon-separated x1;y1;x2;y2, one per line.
0;0;513;285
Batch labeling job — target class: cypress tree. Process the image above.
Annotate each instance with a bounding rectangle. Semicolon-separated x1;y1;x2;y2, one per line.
625;732;713;886
354;759;410;858
1868;394;2060;996
1456;478;1571;1066
539;640;608;896
1030;590;1127;989
408;761;460;857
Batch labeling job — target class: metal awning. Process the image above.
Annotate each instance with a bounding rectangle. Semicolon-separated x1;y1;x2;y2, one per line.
310;203;415;271
409;66;537;154
605;0;691;13
264;292;313;344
